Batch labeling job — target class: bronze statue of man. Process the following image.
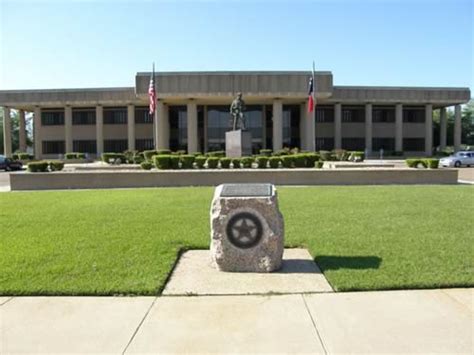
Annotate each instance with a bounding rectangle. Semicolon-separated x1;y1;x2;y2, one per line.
229;92;246;130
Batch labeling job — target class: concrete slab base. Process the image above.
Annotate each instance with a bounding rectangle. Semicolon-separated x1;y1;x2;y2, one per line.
162;248;333;295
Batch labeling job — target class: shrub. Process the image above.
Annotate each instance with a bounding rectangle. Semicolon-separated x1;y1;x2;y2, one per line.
232;158;241;168
405;158;427;168
281;155;294;168
180;155;195;169
241;156;254;168
140;161;153;170
77;152;86;159
195;156;207;169
157;149;171;155
273;148;290;156
143;150;158;161
269;156;281;168
49;160;64;171
27;161;49;172
425;158;439;169
169;155;180;169
65;153;77;159
207;157;219;169
348;151;365;162
153;155;172;169
256;156;269;168
133;153;145;164
333;149;349;161
259;149;272;157
12;154;18;160
315;161;324;169
17;153;31;161
305;153;320;167
102;153;126;164
207;150;225;158
293;154;307;168
220;157;231;169
191;152;202;157
319;150;332;161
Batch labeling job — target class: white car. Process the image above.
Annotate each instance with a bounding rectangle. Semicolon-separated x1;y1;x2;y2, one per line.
440;151;474;167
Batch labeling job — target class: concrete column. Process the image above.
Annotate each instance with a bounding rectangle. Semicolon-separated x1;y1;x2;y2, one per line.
34;106;42;158
203;106;208;153
96;106;103;156
65;106;73;153
187;101;198;154
19;110;27;152
439;108;447;150
454;104;462;152
306;104;316;151
272;99;283;151
395;103;403;152
262;105;267;150
299;103;307;150
2;107;12;157
157;101;169;149
365;103;372;154
334;103;342;149
127;104;135;151
425;104;433;156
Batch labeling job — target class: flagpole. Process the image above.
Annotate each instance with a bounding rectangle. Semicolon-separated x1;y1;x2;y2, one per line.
311;60;316;152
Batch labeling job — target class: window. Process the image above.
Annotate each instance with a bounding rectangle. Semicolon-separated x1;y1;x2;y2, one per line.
104;107;127;124
136;139;154;151
315;106;334;123
73;140;97;153
342;106;365;123
373;107;395;123
73;108;96;125
207;105;231;152
342;138;365;150
315;138;334;151
403;107;425;123
372;138;395;151
104;139;128;152
135;106;153;124
41;109;64;126
42;140;65;154
169;106;188;151
282;105;300;148
403;138;425;151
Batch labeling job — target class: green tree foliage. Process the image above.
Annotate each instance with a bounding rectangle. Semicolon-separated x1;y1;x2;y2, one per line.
431;100;473;147
0;110;33;154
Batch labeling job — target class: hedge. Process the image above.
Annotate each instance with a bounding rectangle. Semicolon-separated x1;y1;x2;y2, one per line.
207;157;219;169
49;160;64;171
13;152;31;161
305;153;320;167
220;158;231;169
269;156;281;168
281;155;294;168
65;152;86;160
180;155;195;169
315;161;324;169
207;150;225;158
195;156;207;169
140;161;153;170
259;149;272;157
153;155;172;169
256;156;269;168
170;155;180;169
406;159;427;168
425;158;439;169
232;158;241;169
101;153;126;164
143;150;158;161
241;157;254;168
27;161;49;172
293;154;306;168
157;149;172;155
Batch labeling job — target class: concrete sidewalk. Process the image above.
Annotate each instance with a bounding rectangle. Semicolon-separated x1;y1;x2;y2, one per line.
1;288;472;354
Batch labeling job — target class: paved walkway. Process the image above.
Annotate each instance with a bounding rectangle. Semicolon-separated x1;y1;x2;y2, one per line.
1;288;472;354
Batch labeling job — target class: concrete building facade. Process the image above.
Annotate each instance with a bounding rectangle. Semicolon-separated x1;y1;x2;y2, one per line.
0;71;470;159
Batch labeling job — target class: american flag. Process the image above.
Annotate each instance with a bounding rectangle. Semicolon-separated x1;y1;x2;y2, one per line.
148;65;156;115
307;76;314;113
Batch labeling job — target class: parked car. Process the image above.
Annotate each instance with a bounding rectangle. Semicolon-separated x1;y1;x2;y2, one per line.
0;155;23;171
440;151;474;168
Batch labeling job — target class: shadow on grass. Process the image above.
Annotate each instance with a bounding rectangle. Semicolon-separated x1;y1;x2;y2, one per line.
315;255;382;271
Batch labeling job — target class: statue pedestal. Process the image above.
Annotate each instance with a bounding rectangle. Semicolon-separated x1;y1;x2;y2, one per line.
225;130;252;158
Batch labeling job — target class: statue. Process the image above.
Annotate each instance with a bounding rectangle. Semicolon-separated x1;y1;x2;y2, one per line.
229;92;246;130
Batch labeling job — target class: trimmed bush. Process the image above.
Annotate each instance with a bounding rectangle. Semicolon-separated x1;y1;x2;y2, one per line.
241;156;254;168
207;150;225;158
405;158;427;169
256;156;269;168
27;161;49;172
259;149;272;157
281;155;295;168
195;156;207;169
102;153;126;164
315;161;324;169
14;152;30;161
293;154;307;168
232;158;241;168
207;157;219;169
157;149;171;155
140;161;153;170
273;148;290;156
65;153;77;160
153;155;172;169
133;153;145;164
169;155;180;169
220;158;231;169
49;160;64;171
269;156;281;168
180;155;195;169
143;150;158;161
425;158;439;169
305;153;320;167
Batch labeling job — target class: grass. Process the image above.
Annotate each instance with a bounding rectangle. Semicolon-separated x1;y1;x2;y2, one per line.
0;186;472;295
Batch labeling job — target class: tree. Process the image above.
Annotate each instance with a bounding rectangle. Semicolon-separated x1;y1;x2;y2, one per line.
433;100;474;148
0;109;33;154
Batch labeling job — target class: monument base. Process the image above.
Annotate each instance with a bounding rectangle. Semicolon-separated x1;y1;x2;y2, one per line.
225;130;252;158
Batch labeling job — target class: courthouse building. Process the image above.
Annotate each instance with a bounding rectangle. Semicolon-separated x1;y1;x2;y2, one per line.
0;71;470;159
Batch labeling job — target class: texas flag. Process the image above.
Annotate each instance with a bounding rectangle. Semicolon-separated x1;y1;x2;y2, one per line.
307;76;314;113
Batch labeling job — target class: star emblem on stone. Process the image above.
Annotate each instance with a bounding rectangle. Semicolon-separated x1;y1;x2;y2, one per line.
232;217;257;243
226;212;263;249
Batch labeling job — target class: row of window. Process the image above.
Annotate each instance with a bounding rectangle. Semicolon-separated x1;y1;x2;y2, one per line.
315;138;425;151
41;107;154;126
315;106;426;123
42;139;154;154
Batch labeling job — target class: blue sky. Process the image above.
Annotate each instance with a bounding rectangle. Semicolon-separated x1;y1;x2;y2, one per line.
0;0;472;91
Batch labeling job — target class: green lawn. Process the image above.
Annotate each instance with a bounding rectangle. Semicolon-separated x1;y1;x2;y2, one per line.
0;186;472;295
